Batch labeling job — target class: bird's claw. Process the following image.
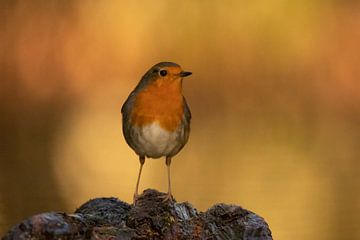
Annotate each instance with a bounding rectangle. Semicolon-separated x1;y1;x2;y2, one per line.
133;193;139;205
159;193;174;203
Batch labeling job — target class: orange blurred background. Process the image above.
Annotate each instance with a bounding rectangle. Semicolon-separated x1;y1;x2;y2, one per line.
1;1;359;239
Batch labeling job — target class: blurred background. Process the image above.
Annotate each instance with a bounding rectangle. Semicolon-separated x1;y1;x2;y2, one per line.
1;1;359;239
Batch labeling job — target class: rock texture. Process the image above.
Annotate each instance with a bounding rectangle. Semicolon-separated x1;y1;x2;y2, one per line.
2;189;272;240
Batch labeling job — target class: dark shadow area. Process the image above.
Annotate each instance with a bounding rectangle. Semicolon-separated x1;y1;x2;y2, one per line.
0;0;79;234
0;81;69;234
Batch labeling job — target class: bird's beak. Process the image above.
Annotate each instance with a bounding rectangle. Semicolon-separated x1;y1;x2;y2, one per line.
180;71;192;77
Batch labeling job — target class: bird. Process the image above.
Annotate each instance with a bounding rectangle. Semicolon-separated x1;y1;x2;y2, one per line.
121;62;192;203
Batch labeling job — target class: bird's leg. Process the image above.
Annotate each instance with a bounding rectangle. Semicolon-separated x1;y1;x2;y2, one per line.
133;156;145;204
162;156;173;202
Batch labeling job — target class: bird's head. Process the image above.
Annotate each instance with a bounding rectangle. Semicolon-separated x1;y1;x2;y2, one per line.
137;62;192;90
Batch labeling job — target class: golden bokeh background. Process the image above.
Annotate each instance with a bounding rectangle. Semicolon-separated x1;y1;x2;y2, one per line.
1;1;360;239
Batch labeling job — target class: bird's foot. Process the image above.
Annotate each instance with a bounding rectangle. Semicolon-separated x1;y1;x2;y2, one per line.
159;193;174;203
133;193;140;205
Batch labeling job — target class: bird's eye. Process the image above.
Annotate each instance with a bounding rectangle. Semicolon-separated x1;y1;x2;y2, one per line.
159;70;167;77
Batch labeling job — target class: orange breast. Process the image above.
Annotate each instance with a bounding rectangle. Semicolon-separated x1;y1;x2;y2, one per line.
131;80;184;131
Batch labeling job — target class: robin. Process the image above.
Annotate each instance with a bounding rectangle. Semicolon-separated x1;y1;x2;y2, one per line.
121;62;192;203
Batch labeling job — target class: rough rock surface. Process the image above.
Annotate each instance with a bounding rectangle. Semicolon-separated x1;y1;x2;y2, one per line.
2;189;272;239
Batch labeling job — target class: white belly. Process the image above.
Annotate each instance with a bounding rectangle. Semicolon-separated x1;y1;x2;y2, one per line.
131;122;183;158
